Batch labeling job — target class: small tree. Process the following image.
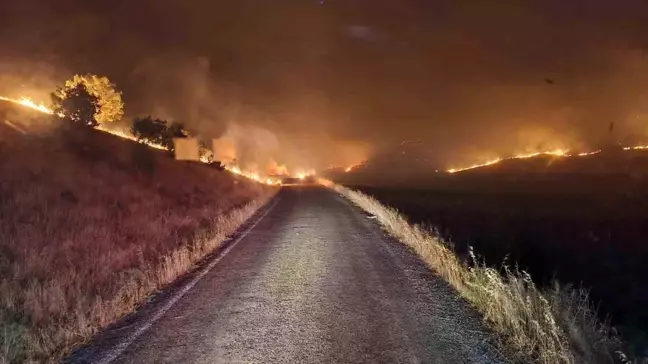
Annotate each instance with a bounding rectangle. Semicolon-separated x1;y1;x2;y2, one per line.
52;74;124;125
52;84;100;126
131;117;191;152
131;116;168;147
64;74;124;123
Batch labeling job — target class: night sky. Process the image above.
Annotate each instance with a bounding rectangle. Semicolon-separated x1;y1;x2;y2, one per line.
2;0;648;170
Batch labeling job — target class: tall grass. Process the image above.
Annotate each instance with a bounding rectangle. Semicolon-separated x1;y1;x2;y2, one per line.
333;184;630;364
0;124;277;363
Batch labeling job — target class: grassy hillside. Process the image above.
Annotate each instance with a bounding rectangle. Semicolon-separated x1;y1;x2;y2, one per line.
0;102;278;363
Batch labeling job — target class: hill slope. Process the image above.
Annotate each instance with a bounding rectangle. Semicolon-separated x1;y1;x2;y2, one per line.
0;102;277;363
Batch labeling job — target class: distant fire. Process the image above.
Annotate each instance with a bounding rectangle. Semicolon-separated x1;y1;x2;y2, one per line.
623;145;648;151
577;150;602;157
447;158;502;174
268;159;289;176
448;148;605;173
344;161;366;172
10;93;644;179
95;124;167;150
226;165;281;185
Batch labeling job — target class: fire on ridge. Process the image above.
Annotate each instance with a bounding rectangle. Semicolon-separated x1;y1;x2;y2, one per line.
6;93;648;179
445;149;609;174
0;95;313;185
0;96;55;115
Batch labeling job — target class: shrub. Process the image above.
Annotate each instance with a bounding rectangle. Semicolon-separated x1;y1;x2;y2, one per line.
51;84;99;127
131;117;190;152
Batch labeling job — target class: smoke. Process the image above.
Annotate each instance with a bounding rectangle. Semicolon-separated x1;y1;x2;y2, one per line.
3;0;648;177
0;60;64;102
217;123;280;171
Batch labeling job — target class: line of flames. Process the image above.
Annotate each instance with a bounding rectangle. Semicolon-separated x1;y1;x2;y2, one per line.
324;161;367;173
0;95;292;185
446;145;648;173
0;96;56;115
6;95;648;178
446;149;604;174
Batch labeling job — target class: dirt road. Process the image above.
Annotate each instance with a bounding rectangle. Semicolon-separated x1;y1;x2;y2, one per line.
69;186;504;364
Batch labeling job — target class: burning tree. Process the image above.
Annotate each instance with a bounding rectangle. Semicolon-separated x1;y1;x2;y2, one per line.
52;74;124;124
51;83;100;126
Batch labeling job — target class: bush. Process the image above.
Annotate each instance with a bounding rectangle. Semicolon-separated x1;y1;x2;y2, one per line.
131;117;190;152
131;116;168;147
51;84;100;127
57;74;124;124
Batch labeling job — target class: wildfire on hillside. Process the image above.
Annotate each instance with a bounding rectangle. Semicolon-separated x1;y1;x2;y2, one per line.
324;160;367;173
95;124;167;150
268;159;289;176
0;94;309;185
446;149;608;173
6;93;648;179
624;145;648;151
0;96;56;115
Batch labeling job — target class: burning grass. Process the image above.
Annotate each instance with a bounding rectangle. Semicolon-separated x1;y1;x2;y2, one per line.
0;122;278;363
332;184;629;364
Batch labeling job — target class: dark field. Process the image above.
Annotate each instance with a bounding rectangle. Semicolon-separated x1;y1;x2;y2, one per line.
347;153;648;354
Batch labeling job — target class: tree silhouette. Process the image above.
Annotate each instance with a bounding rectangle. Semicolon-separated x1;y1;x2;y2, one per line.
59;74;124;124
52;84;100;126
132;116;168;147
131;117;190;152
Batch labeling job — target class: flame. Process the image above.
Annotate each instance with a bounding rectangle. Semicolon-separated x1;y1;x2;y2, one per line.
0;94;287;185
224;165;281;185
448;149;584;173
6;92;648;180
447;158;503;174
577;150;602;157
344;160;366;172
0;96;55;115
623;145;648;151
513;149;569;159
96;124;168;150
268;159;289;176
447;148;613;173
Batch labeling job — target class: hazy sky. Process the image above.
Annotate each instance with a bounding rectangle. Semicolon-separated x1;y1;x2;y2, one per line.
2;0;648;169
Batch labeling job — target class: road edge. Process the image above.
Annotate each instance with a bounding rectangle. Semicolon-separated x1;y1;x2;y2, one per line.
65;195;281;364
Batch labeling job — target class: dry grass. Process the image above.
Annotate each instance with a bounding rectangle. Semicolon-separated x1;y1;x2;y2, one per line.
0;113;277;363
332;183;633;364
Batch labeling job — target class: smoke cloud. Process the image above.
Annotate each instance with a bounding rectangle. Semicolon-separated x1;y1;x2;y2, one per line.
2;0;648;175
